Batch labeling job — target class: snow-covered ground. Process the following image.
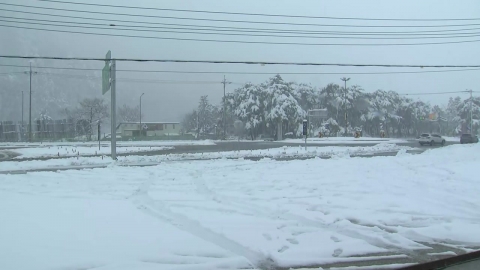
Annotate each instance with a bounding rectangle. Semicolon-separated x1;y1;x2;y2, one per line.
0;143;411;172
281;137;408;144
1;144;479;270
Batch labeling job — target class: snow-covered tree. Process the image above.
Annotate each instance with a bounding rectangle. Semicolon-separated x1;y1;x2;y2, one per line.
181;110;198;135
232;83;265;140
293;83;317;111
197;95;217;137
262;75;305;137
456;96;480;134
319;83;342;121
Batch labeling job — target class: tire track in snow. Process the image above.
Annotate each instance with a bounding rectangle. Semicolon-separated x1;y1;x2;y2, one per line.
392;159;480;221
129;172;276;270
191;168;429;255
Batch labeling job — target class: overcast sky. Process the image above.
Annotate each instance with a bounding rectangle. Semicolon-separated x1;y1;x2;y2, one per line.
1;0;479;121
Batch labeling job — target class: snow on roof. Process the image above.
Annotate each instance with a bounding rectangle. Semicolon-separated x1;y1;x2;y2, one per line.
120;122;180;124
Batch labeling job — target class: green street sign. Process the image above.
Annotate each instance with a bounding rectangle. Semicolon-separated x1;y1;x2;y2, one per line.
102;50;111;95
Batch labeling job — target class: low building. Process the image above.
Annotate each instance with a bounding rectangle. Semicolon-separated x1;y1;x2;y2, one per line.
117;122;181;137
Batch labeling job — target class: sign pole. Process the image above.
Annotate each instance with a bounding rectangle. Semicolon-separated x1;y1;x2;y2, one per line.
303;119;308;151
98;121;101;151
111;60;117;160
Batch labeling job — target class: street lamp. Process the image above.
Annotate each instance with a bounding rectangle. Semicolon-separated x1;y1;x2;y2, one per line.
221;76;232;140
340;77;350;136
140;93;144;136
468;89;473;133
21;90;24;141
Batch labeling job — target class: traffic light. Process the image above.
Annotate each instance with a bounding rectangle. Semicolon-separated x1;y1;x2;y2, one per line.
303;120;308;136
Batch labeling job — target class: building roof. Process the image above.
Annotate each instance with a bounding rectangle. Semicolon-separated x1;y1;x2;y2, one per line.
119;122;180;124
116;121;180;130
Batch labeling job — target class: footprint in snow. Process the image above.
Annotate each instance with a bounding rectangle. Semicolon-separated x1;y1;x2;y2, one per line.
286;238;299;245
333;248;343;257
262;233;272;241
330;236;341;242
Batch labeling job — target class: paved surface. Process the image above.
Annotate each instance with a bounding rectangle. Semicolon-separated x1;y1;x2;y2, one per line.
446;258;480;270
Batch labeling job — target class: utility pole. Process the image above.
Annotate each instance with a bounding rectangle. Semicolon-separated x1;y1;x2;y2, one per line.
111;60;117;160
25;63;37;142
90;107;93;140
340;77;350;136
469;89;473;133
140;93;144;136
21;90;24;140
221;75;231;140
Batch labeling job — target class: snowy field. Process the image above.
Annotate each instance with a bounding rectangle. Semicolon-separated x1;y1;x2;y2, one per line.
1;144;479;270
281;137;408;144
0;143;411;172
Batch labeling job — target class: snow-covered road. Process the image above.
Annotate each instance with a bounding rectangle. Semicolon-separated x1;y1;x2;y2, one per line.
0;144;479;270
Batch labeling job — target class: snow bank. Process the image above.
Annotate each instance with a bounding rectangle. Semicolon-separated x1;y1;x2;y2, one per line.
10;145;173;159
282;137;407;144
0;144;411;172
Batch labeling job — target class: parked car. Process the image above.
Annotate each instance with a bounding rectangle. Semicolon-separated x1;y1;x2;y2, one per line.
460;133;479;144
418;133;445;146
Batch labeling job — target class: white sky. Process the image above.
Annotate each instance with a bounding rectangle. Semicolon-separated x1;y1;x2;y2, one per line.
0;0;479;121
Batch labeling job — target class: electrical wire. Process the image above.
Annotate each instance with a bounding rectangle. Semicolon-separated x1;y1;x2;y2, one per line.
3;8;480;35
32;71;238;84
401;90;472;96
3;17;480;40
0;71;26;75
3;18;480;40
5;15;480;37
2;23;480;46
2;2;480;28
1;55;479;68
1;64;480;75
35;0;480;22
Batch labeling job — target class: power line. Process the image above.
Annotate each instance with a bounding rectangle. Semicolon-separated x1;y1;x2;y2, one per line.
2;2;480;28
401;90;473;96
5;15;480;37
3;23;480;46
2;64;480;75
35;0;480;22
0;71;26;75
33;71;239;84
4;18;480;40
1;55;479;68
3;7;480;35
3;17;480;39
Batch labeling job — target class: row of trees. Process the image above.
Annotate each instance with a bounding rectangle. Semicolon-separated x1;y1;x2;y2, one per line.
182;75;479;139
62;98;142;140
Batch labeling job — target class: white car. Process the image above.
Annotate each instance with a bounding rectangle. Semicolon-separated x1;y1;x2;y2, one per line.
418;133;445;146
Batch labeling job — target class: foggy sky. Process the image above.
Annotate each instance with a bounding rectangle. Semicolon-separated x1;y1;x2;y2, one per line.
0;0;479;122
